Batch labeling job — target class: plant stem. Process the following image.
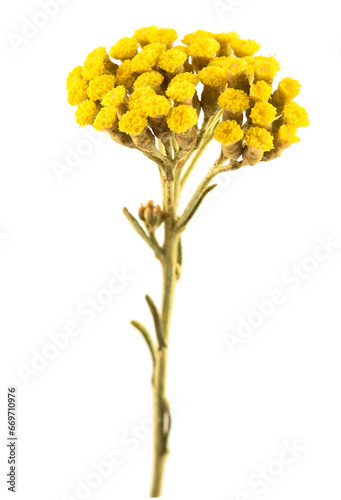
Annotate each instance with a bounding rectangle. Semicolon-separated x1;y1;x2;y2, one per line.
150;169;179;497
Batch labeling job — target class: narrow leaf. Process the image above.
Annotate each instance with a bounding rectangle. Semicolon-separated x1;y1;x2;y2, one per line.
177;184;217;231
123;207;162;258
131;321;156;365
145;295;166;349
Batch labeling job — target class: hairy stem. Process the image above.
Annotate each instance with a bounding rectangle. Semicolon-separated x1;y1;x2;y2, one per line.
150;168;179;497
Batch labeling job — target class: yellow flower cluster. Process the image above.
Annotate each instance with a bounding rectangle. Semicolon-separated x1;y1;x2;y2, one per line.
66;27;308;162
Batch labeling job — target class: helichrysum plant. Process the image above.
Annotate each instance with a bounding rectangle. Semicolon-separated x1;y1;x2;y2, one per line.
66;26;309;497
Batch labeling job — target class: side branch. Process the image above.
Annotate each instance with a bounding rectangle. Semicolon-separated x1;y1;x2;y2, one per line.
175;158;244;232
123;207;164;260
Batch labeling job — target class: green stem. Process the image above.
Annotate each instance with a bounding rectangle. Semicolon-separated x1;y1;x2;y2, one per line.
150;170;179;497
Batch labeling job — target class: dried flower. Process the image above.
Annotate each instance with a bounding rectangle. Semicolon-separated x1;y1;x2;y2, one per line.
82;47;116;81
67;78;88;106
115;60;136;87
214;120;244;160
133;70;164;90
66;29;309;498
118;109;148;135
158;48;188;73
87;75;116;101
230;38;261;57
93;106;118;131
170;72;200;86
249;80;273;104
250;102;277;128
167;105;198;133
75;100;100;127
282;102;309;128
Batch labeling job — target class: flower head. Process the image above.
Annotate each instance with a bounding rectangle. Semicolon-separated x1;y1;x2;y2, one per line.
133;70;164;90
283;102;309;128
82;47;112;81
218;89;249;113
170;72;200;86
166;82;196;102
119;109;148;135
67;78;89;106
67;27;308;163
115;60;136;87
75;100;99;127
143;95;172;117
250;102;277;127
158;49;187;73
252;56;281;83
131;43;166;73
230;38;260;57
87;75;116;101
167;105;198;133
214;120;244;145
244;127;274;151
213;32;240;55
148;28;178;45
102;86;127;107
277;125;300;145
277;78;301;102
66;66;83;89
110;37;138;61
182;30;214;45
199;66;228;87
133;26;158;46
249;81;273;103
189;37;220;59
93;106;118;130
221;57;247;78
128;87;156;110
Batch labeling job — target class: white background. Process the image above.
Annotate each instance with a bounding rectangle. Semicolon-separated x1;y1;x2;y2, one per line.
1;0;341;499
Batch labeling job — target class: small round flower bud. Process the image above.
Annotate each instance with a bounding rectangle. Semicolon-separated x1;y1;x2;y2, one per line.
139;201;166;232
